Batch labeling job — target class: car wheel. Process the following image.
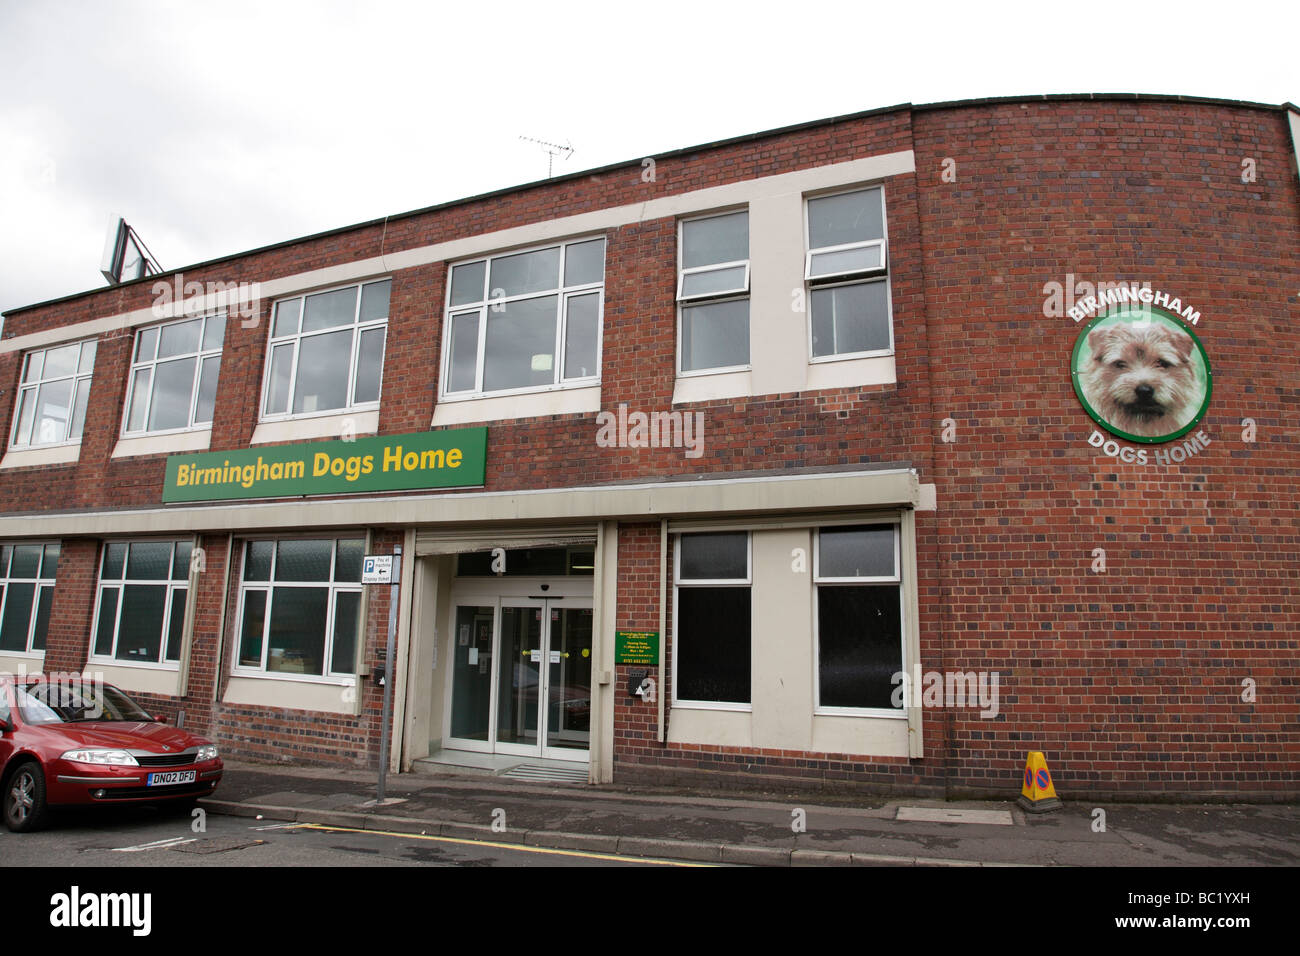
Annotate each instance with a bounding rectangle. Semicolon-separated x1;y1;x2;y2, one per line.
5;762;50;833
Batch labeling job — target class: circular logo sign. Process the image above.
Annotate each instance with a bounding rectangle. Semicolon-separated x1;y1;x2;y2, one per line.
1071;306;1212;444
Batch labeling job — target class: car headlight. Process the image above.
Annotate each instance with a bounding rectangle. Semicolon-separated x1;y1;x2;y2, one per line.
195;745;219;762
61;749;139;766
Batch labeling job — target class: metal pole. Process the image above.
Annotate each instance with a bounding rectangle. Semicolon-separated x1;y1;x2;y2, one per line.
377;545;401;803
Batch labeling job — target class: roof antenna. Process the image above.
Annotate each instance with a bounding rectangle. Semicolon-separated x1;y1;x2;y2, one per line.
100;217;162;285
519;135;574;179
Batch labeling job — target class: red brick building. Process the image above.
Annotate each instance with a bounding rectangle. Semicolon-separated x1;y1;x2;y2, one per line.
1;93;1297;800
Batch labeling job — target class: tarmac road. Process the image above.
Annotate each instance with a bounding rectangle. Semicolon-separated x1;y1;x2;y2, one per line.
1;804;697;867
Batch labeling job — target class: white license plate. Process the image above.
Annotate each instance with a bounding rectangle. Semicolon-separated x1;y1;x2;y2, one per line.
146;770;197;787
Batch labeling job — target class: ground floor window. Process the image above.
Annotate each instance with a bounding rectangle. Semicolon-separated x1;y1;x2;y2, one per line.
814;523;903;712
91;540;190;666
673;531;751;706
235;537;364;678
0;543;59;655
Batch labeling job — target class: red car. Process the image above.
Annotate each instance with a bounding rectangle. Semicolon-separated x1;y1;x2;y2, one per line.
0;675;223;832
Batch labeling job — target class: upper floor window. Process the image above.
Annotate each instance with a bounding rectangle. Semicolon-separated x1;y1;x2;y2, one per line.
677;211;749;374
442;237;605;399
262;280;390;420
805;187;891;360
123;314;225;435
9;340;96;448
0;543;59;656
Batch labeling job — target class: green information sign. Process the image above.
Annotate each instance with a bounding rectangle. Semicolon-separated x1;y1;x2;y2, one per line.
162;427;487;502
615;630;659;665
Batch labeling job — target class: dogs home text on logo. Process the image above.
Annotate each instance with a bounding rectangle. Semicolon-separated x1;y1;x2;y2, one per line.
1071;305;1212;445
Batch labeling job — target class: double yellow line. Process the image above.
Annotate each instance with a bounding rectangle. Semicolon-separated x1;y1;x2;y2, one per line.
293;823;711;866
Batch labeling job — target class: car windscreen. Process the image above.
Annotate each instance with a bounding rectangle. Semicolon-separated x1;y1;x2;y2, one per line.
18;681;153;724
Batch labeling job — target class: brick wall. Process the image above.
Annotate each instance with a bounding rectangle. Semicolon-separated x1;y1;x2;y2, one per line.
42;540;97;675
100;530;397;768
612;522;661;771
912;100;1300;799
610;518;947;797
2;96;1296;796
199;529;401;768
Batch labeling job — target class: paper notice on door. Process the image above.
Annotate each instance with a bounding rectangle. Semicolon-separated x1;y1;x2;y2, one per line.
530;649;542;663
549;650;561;664
459;625;470;646
468;647;479;665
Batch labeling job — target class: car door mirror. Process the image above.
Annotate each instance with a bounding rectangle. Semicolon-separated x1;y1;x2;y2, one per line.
153;713;169;724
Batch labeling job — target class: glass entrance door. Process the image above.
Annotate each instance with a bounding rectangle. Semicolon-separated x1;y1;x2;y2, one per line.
448;604;496;749
544;604;593;757
495;602;543;752
446;594;591;762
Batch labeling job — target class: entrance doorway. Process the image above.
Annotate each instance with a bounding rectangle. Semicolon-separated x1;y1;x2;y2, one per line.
444;591;593;762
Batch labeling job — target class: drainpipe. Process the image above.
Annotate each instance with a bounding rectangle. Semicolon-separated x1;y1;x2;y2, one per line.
210;535;235;704
177;534;201;700
389;529;416;775
592;521;605;784
658;517;667;743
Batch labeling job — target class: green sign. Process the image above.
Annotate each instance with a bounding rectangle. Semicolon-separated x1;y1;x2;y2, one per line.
162;427;487;502
615;630;659;665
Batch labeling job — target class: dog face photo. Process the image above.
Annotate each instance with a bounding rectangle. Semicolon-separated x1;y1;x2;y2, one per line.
1073;310;1210;441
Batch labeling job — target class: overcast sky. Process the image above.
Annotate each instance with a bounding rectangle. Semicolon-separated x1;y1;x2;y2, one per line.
1;0;1296;318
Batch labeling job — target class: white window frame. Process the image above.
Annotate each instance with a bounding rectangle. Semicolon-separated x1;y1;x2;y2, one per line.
811;521;906;718
0;542;59;657
259;279;390;422
671;531;753;712
676;210;751;377
803;184;889;281
676;260;750;301
803;185;895;364
439;237;606;402
121;312;226;438
8;339;97;449
803;240;888;282
232;535;366;683
89;539;193;671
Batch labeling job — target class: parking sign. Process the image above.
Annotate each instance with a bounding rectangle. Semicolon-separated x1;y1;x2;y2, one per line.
362;554;394;584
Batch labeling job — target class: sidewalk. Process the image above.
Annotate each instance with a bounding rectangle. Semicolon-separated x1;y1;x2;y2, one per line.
200;760;1300;867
